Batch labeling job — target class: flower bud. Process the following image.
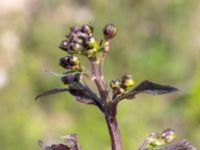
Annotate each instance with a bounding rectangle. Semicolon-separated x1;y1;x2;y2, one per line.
161;128;176;144
85;37;98;49
110;80;121;89
121;74;135;89
148;133;163;147
59;55;80;70
86;48;98;58
61;74;74;85
74;73;83;82
103;23;117;40
72;43;83;52
148;138;163;147
110;80;125;99
59;40;70;51
70;26;80;33
81;24;93;35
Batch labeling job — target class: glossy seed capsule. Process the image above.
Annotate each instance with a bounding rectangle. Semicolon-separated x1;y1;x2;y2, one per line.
61;74;74;84
161;128;176;144
72;43;83;52
103;23;117;40
121;74;135;89
81;24;93;35
59;55;80;70
110;80;121;89
59;40;70;51
85;37;98;49
68;55;80;65
74;73;83;82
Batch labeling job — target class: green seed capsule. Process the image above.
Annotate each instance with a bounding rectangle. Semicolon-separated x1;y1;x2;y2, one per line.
149;139;163;147
86;37;98;49
110;80;121;89
103;23;117;40
86;48;98;57
148;133;164;147
121;74;135;89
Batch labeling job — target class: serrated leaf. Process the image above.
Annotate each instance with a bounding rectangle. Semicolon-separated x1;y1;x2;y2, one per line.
115;80;178;101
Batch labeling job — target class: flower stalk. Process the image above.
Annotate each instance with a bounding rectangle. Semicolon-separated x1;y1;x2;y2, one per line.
35;23;189;150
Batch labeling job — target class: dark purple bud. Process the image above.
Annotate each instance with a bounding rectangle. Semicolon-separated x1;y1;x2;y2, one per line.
59;40;70;51
74;73;83;82
70;26;80;33
59;55;80;70
81;24;94;35
61;74;74;85
103;23;117;40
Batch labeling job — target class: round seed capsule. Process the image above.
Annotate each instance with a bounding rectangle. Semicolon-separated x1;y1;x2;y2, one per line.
70;26;80;33
74;73;83;82
103;23;117;40
72;43;83;52
121;74;135;89
148;133;163;147
161;128;176;144
61;74;74;85
81;24;93;35
68;55;80;65
85;48;98;57
110;80;121;89
85;37;98;49
59;55;80;70
59;40;69;51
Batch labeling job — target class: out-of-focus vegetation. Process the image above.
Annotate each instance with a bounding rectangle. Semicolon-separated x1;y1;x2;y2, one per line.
0;0;199;149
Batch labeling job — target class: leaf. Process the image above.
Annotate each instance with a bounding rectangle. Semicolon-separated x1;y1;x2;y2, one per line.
35;83;103;111
68;88;95;105
35;88;69;100
116;80;178;101
133;80;178;95
68;83;103;111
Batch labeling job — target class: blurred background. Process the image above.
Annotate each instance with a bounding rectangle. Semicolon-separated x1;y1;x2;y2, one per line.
0;0;200;149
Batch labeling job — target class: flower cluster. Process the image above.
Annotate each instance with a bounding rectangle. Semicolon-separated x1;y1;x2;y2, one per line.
58;24;117;86
110;74;135;98
59;24;116;58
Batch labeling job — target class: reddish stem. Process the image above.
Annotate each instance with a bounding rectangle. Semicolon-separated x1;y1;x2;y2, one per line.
90;58;122;150
105;113;123;150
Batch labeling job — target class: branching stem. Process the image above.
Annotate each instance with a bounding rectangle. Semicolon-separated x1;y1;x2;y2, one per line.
90;58;123;150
